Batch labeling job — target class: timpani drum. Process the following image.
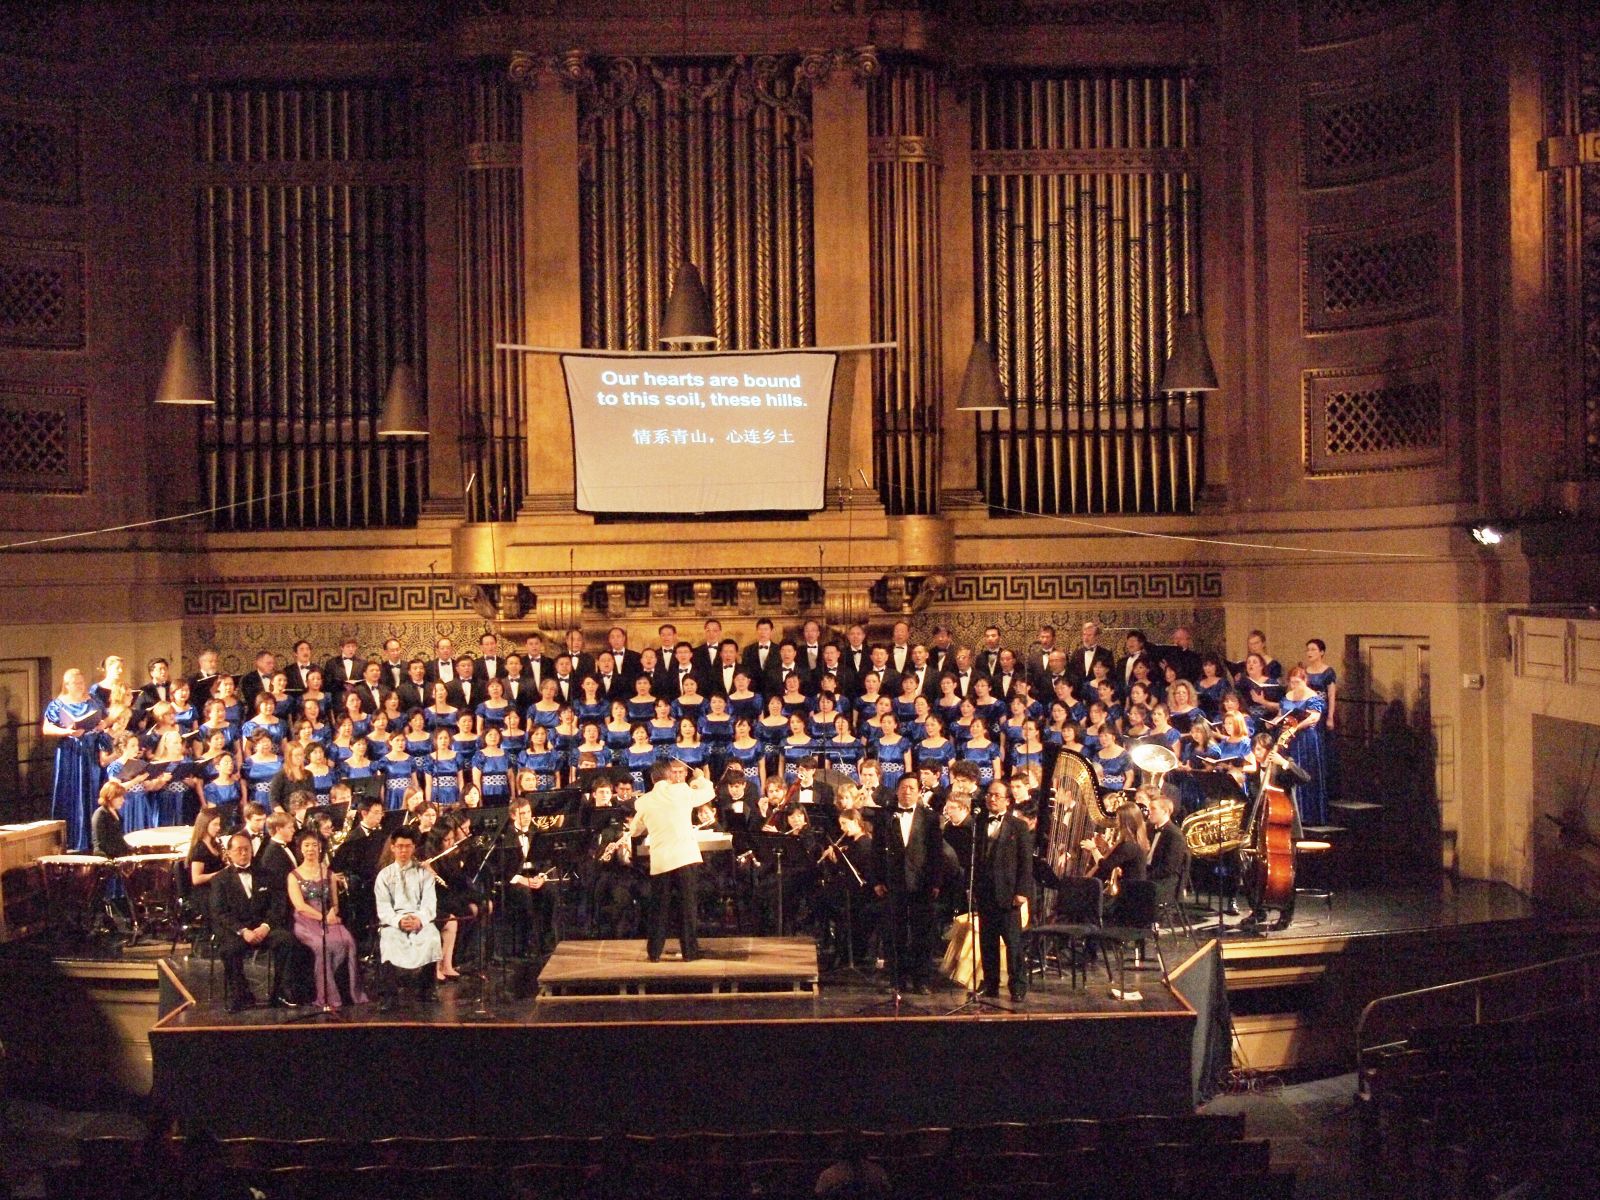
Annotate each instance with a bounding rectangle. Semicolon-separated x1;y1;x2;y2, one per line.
38;854;114;933
125;825;191;853
119;851;185;940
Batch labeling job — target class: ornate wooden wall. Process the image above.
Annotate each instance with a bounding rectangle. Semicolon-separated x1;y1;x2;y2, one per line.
195;81;429;530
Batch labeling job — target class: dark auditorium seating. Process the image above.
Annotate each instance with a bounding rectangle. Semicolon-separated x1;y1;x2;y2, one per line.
49;1110;1291;1200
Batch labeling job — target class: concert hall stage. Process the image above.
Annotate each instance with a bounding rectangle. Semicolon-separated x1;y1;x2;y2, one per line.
148;939;1228;1141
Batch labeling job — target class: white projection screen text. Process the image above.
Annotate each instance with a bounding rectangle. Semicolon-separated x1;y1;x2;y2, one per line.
561;351;837;514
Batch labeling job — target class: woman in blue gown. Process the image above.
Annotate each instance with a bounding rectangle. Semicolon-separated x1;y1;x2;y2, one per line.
1278;666;1330;827
377;734;417;810
823;714;862;783
518;726;565;793
573;676;609;728
43;669;107;851
473;724;515;804
1303;638;1339;802
725;718;765;790
914;714;956;788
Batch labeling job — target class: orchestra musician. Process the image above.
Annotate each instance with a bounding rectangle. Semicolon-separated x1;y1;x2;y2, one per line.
498;796;556;962
374;826;442;1010
1081;801;1149;919
90;780;133;859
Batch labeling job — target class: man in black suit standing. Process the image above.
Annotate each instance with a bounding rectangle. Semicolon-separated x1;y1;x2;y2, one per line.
520;633;555;691
285;641;318;696
770;640;812;696
500;654;533;714
1117;630;1151;693
695;619;724;680
473;631;504;683
211;833;297;1011
703;639;742;698
840;624;871;691
351;659;389;716
377;638;408;693
742;617;779;684
797;619;827;676
592;651;628;702
189;648;222;705
423;637;457;688
874;775;943;994
976;625;1005;681
605;627;641;687
974;780;1034;1003
239;650;277;712
926;626;955;677
1067;621;1115;687
665;642;699;701
323;636;364;698
396;660;429;712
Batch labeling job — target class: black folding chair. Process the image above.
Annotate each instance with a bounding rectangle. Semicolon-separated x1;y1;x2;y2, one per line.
1025;876;1103;988
1083;879;1166;1000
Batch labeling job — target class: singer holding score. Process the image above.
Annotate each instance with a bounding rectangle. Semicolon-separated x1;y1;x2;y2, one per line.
630;758;715;962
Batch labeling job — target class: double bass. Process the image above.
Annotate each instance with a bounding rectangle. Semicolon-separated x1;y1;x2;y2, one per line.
1240;724;1300;924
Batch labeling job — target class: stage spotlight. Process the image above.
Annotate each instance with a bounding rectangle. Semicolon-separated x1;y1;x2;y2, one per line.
1470;524;1505;546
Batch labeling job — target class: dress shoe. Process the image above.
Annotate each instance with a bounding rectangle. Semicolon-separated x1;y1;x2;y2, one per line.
268;995;301;1009
648;953;662;963
1223;900;1240;917
1010;990;1028;1004
224;997;247;1014
981;987;1001;999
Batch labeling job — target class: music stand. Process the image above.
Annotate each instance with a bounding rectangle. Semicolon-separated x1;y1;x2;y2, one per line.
747;831;799;936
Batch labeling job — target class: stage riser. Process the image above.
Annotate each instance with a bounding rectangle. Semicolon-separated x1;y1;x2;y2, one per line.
151;1014;1197;1139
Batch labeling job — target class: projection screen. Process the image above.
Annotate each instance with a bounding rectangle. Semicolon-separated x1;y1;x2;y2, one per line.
561;350;838;514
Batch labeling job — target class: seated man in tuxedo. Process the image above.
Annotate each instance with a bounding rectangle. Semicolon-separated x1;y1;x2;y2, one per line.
211;832;298;1012
1144;791;1189;908
786;756;834;810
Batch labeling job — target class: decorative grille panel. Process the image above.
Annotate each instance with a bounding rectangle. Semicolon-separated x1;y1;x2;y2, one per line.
1303;359;1444;475
1298;0;1432;47
0;236;83;349
0;96;78;205
1304;222;1442;331
0;383;86;492
1302;77;1442;189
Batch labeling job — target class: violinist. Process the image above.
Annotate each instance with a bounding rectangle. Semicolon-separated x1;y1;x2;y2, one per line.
817;806;879;968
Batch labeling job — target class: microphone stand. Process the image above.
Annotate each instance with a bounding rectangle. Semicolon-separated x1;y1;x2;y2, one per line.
948;810;1007;1015
462;814;514;1017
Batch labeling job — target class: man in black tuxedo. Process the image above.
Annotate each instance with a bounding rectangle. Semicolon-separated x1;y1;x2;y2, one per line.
797;619;827;676
769;640;812;696
423;637;458;688
189;648;222;705
974;780;1034;1003
500;655;533;714
866;645;900;700
322;636;364;698
904;645;938;700
815;643;847;698
396;660;429;712
742;617;779;684
665;642;699;701
1145;792;1189;908
695;619;724;680
886;621;914;679
254;812;300;895
132;658;174;727
470;632;500;683
351;659;389;716
377;638;408;693
591;651;628;702
550;654;579;705
1068;621;1116;687
785;757;835;810
285;641;318;696
874;775;943;994
840;624;871;694
1159;625;1202;683
926;626;955;677
211;833;297;1011
703;640;742;698
605;627;641;686
444;655;477;709
989;649;1022;701
1117;630;1151;693
239;650;278;712
562;629;595;681
976;625;1006;681
520;634;555;691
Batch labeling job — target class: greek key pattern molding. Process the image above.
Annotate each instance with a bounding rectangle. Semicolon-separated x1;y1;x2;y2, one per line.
184;579;475;619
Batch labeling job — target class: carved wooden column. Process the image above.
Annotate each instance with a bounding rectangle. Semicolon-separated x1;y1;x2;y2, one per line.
808;48;880;506
509;50;589;515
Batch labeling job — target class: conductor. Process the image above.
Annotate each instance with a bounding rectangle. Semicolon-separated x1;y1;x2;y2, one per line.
630;758;714;963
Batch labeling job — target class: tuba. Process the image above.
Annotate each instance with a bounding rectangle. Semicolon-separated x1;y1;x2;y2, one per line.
1180;798;1248;857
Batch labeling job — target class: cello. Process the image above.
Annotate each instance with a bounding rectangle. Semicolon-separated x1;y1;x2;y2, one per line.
1241;724;1299;925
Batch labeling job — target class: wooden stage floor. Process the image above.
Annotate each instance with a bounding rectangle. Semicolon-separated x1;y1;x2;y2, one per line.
537;935;820;997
